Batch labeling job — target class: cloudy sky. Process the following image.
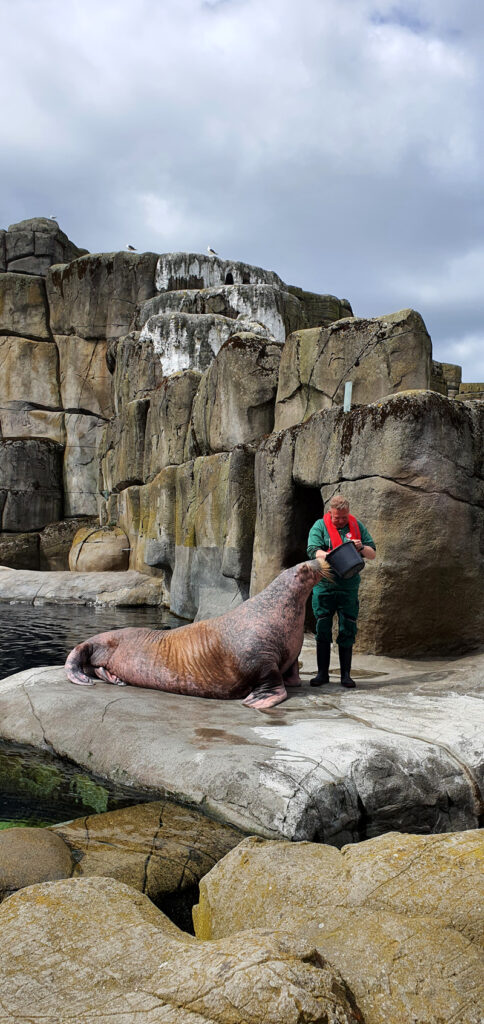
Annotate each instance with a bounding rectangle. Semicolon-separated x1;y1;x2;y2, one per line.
1;0;483;381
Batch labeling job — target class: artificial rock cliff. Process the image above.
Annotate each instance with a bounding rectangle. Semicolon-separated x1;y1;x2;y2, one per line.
0;217;483;654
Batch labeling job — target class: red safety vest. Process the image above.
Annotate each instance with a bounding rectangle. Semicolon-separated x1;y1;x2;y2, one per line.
323;512;361;549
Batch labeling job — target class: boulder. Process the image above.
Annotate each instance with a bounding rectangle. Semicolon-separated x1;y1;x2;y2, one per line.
52;800;245;912
0;827;73;901
63;412;106;516
155;251;284;291
55;334;113;419
186;333;283;456
0;272;51;340
109;467;177;572
144;370;201;479
457;382;484;401
0;437;63;531
69;525;130;572
194;830;484;1024
46;251;158;341
275;309;432;431
286;285;353;328
5;217;87;276
39;516;98;570
136;284;303;343
0;876;361;1023
252;392;484;655
0;531;40;569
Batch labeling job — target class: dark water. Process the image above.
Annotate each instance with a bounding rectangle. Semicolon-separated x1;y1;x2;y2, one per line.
0;603;184;680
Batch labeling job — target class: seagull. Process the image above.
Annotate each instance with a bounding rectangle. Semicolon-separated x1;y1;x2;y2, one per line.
126;244;137;252
50;215;57;221
207;246;219;257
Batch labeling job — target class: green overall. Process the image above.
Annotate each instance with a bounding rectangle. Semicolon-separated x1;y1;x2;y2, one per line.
307;517;376;648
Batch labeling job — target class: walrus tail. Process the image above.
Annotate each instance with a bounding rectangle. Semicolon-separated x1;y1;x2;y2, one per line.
65;642;97;686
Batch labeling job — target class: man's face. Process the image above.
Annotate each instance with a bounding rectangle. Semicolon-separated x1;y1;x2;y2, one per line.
329;506;349;528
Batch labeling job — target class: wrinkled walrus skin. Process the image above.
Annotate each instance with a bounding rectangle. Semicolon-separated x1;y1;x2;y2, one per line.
65;559;331;710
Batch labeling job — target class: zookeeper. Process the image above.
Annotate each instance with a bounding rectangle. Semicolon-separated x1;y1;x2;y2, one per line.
307;494;376;689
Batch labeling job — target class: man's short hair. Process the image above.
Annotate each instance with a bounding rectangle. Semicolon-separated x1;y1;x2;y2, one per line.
329;494;350;511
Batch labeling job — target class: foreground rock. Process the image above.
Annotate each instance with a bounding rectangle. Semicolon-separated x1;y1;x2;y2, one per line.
194;829;484;1024
0;828;73;901
52;799;245;912
0;875;362;1023
0;643;481;842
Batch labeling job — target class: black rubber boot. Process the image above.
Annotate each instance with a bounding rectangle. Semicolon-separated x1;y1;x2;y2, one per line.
339;645;356;688
310;639;331;687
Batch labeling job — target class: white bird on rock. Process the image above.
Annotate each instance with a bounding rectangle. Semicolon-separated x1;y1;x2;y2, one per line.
207;246;219;256
126;244;137;252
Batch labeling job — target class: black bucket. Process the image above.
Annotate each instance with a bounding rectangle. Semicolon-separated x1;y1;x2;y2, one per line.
325;541;365;579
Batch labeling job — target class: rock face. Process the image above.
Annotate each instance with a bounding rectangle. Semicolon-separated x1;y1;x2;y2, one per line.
194;830;484;1024
0;438;63;531
46;251;159;340
0;875;361;1023
275;308;432;430
155;251;284;292
0;272;51;340
252;391;484;655
186;333;283;456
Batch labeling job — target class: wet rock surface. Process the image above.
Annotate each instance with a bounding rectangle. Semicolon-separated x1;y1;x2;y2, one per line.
0;642;481;843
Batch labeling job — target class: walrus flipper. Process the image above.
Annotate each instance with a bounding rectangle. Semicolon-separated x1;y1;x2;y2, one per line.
242;670;287;710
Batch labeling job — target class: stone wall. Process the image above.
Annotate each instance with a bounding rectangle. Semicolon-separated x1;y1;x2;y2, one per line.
1;217;483;653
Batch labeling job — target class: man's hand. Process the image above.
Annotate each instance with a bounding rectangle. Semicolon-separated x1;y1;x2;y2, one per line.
354;540;364;552
315;548;327;561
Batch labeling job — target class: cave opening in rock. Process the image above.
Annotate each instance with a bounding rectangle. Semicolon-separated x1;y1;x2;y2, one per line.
242;272;250;283
155;885;198;935
283;483;324;631
225;272;234;284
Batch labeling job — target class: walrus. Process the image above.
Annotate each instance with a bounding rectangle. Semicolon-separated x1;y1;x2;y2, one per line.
65;558;331;710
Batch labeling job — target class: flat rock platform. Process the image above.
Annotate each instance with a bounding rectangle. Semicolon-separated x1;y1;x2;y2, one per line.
0;566;165;606
0;640;482;844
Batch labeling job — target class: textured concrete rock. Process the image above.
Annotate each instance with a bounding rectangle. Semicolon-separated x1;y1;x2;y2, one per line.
108;329;165;410
253;392;484;655
52;800;245;909
186;333;283;456
0;438;63;531
0;875;361;1024
137;311;243;378
39;516;98;570
0;647;482;844
0;272;51;340
0;531;40;569
0;566;166;606
275;309;432;430
56;334;113;418
5;217;87;276
155;251;284;292
0;230;6;272
0;827;73;900
0;336;60;410
137;284;303;344
194;830;484;1024
99;399;150;495
63;412;105;516
144;370;201;479
170;449;256;620
0;404;65;443
46;251;158;341
458;382;484;401
107;468;177;572
286;286;353;328
69;525;130;572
